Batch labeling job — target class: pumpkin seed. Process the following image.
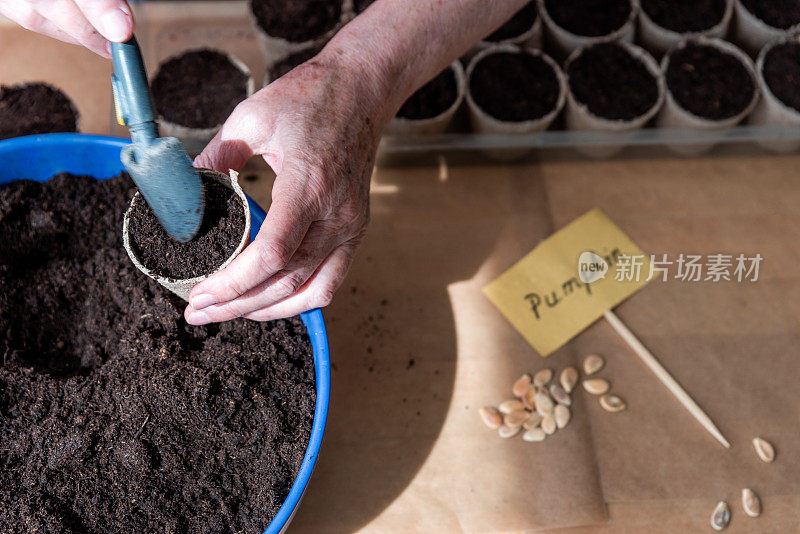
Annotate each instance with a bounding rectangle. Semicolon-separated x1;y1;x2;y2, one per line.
582;378;610;395
499;399;524;414
512;373;532;398
504;409;529;428
554;404;571;429
522;412;543;430
742;488;760;518
522;428;546;442
533;368;553;387
479;406;502;429
549;383;572;406
710;501;730;531
752;437;775;463
534;390;555;416
541;414;557;435
560;366;579;393
498;424;521;439
599;394;626;412
522;388;536;411
583;354;605;375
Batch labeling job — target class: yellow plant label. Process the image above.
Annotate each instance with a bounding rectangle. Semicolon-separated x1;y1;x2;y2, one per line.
483;208;651;356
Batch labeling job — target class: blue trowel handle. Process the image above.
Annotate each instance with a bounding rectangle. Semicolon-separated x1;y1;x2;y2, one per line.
110;37;158;145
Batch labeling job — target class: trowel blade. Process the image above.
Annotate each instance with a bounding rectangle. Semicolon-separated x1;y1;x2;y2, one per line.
121;137;204;243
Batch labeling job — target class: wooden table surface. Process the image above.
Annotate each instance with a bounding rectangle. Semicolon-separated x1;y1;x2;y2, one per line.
2;14;800;534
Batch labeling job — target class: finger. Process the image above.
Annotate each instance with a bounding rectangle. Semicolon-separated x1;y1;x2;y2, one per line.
187;172;315;308
0;2;81;45
74;0;133;43
184;221;342;322
243;242;355;322
194;128;254;174
30;0;109;56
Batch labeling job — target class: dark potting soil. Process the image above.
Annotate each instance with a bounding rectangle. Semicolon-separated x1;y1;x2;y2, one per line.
641;0;727;32
763;42;800;112
268;44;324;81
544;0;631;37
0;83;77;140
151;49;248;129
567;42;659;121
128;175;245;280
484;2;538;42
741;0;800;29
469;51;559;122
397;67;458;120
354;0;375;14
250;0;341;41
666;43;755;120
0;173;315;534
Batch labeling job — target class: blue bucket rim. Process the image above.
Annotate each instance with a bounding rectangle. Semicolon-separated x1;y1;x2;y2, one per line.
0;133;330;534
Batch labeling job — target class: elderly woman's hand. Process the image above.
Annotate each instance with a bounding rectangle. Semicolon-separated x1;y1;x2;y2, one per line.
184;53;387;324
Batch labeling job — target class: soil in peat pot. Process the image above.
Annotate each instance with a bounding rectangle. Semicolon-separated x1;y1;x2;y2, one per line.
641;0;727;32
740;0;800;29
0;174;316;534
151;49;248;129
567;43;659;121
0;83;77;140
250;0;341;41
354;0;374;14
127;174;245;280
484;1;538;42
268;44;324;80
397;67;458;120
666;43;755;120
544;0;631;37
763;42;800;112
470;52;560;122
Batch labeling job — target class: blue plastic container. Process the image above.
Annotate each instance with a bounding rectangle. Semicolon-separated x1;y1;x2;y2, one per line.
0;133;330;534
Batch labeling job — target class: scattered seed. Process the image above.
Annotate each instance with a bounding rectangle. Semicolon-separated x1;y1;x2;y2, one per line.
542;414;557;435
554;404;571;429
522;428;546;442
522;388;536;411
582;378;610;395
752;437;775;463
534;390;554;416
742;488;761;518
512;373;532;398
710;501;730;531
533;368;553;387
498;424;521;439
504;409;529;428
549;383;572;406
583;354;605;375
523;412;543;430
560;366;579;393
599;394;626;412
499;399;524;414
479;407;502;429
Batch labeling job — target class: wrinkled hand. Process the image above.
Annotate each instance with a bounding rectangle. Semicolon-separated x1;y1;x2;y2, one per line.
0;0;133;57
185;56;384;324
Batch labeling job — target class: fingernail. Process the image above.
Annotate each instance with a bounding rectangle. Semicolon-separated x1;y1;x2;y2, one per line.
187;310;211;325
101;8;131;42
191;293;217;310
119;3;131;16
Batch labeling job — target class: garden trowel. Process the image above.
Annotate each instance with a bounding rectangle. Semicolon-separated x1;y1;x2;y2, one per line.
110;36;204;243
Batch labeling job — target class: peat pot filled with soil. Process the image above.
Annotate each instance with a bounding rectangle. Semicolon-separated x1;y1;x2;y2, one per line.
538;0;638;58
750;36;800;151
386;61;466;135
0;82;79;140
474;1;542;54
565;41;664;135
733;0;800;56
466;45;565;135
0;167;318;533
249;0;348;62
124;168;251;300
638;0;733;55
658;38;758;150
151;49;254;154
